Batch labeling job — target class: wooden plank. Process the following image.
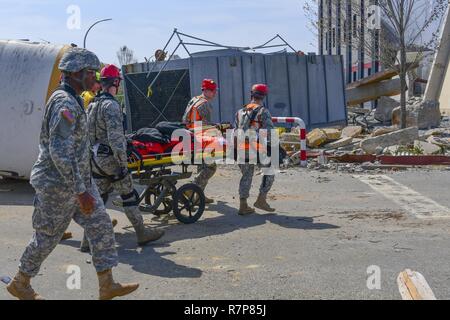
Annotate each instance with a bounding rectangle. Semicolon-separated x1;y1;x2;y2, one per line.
397;269;437;300
346;78;401;106
347;69;399;89
346;62;420;90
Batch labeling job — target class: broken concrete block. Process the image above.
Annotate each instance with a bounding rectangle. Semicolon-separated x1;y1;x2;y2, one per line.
372;126;398;137
383;145;401;155
290;151;302;165
427;136;450;148
421;128;448;139
414;140;442;155
322;128;342;141
342;126;362;138
325;136;353;149
375;96;400;123
392;99;441;129
306;129;328;148
280;133;301;142
360;127;419;154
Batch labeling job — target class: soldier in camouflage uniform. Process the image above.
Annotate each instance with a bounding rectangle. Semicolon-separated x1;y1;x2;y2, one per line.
6;48;139;300
235;84;276;215
83;64;164;252
182;79;218;203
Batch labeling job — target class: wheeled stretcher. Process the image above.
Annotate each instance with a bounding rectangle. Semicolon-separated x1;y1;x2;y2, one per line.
126;125;226;224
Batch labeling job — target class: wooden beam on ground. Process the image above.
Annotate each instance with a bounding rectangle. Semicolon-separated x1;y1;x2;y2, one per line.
346;78;401;106
397;269;437;300
347;62;420;90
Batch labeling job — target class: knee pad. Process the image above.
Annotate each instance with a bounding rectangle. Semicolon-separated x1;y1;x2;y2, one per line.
121;190;140;207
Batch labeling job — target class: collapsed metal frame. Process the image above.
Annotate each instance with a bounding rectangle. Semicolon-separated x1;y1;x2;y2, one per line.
123;29;300;127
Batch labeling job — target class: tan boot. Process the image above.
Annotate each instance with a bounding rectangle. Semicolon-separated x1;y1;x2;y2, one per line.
61;232;73;241
6;271;44;300
98;269;139;300
134;224;165;246
254;194;275;212
238;198;255;216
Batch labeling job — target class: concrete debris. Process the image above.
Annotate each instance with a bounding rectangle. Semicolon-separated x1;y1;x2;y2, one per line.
375;96;400;123
360;127;419;155
290;151;302;166
371;126;398;137
325;136;353;149
306;129;329;148
392;98;441;129
322;128;342;141
414;140;442;155
280;133;300;143
427;136;450;148
342;126;362;138
421;128;448;139
383;145;402;155
284;114;450;172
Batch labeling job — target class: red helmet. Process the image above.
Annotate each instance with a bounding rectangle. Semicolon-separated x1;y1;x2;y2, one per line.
201;79;217;91
251;84;269;96
100;64;122;80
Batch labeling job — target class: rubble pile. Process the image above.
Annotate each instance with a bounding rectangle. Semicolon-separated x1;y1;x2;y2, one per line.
280;96;450;173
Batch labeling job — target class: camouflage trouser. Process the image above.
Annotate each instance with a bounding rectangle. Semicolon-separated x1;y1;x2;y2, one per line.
19;184;118;277
95;171;143;228
238;164;275;199
194;163;217;191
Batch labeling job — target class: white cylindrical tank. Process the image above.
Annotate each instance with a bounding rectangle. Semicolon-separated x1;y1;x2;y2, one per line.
0;40;70;179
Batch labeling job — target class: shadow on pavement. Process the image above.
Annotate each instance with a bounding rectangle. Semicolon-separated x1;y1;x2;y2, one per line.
153;200;340;244
61;234;203;280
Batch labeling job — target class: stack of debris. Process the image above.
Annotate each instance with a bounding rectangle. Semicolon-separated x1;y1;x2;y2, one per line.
281;116;450;172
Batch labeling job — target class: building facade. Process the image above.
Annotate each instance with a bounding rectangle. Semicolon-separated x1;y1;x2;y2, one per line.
319;0;381;84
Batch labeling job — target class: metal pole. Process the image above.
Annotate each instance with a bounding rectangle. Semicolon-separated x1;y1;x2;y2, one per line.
252;35;279;50
83;18;112;49
177;31;250;50
147;42;182;91
275;34;298;53
146;28;177;79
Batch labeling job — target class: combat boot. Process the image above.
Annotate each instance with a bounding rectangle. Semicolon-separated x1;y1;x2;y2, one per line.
6;271;44;300
97;269;139;300
61;232;73;241
238;198;255;216
134;223;165;246
254;194;275;212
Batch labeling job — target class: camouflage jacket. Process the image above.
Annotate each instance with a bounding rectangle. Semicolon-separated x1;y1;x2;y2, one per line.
30;82;91;194
87;92;128;174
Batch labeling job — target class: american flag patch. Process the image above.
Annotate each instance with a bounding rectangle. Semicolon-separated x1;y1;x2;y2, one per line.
61;109;75;124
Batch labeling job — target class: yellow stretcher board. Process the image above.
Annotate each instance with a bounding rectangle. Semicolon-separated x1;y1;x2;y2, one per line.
128;151;226;171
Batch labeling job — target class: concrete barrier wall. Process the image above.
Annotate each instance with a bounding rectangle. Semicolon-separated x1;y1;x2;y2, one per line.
124;50;347;131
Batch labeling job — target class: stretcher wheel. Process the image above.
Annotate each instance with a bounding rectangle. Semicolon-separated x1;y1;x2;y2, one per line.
172;184;205;224
144;184;173;216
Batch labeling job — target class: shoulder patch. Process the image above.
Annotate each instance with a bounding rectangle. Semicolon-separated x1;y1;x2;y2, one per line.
61;108;75;124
